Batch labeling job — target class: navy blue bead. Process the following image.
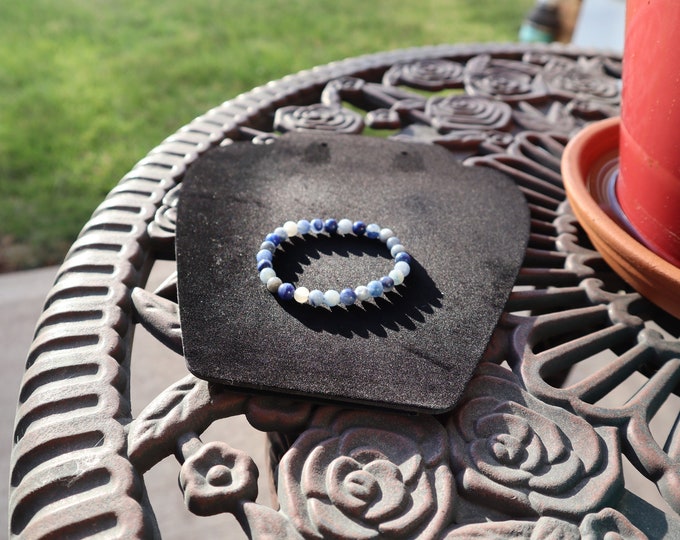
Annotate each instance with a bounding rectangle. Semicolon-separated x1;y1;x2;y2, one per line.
311;218;324;233
352;221;367;236
277;283;295;301
395;252;411;264
380;276;395;292
265;233;282;246
324;218;338;233
257;259;272;271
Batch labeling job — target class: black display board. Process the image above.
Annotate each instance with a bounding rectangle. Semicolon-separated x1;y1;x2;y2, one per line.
176;133;529;412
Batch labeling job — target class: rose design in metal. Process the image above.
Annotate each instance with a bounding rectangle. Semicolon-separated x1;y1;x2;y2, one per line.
179;440;258;516
542;56;620;103
274;103;364;134
463;54;547;102
425;95;512;132
442;508;646;539
382;59;465;90
277;408;454;539
447;363;622;519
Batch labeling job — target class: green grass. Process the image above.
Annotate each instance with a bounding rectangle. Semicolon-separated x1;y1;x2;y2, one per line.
0;0;534;270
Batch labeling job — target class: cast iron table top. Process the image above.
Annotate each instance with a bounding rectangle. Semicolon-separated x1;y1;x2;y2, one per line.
9;43;680;539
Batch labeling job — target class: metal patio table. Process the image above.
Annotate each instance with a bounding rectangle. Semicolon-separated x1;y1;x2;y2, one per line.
9;43;680;539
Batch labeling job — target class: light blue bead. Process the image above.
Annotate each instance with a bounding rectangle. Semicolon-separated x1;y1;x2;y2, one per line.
386;237;401;250
257;259;272;271
260;240;277;253
257;249;273;263
395;252;411;264
339;288;357;306
259;267;277;284
367;280;384;297
324;218;338;233
274;227;288;241
308;289;325;307
395;261;410;277
278;283;295;301
311;219;324;233
390;244;406;257
380;276;395;292
366;223;380;239
297;219;311;235
337;219;353;235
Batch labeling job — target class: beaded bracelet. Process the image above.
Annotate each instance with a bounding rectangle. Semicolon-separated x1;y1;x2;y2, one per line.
257;218;411;308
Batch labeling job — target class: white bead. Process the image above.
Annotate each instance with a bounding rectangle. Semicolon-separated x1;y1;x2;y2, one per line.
324;290;340;307
294;287;310;303
283;221;299;237
355;286;371;301
379;228;394;242
260;267;277;284
266;276;282;292
337;218;353;234
395;261;410;277
389;269;404;286
390;244;406;257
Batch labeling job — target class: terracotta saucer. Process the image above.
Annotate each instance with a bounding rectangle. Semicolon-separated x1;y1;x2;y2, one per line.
562;116;680;319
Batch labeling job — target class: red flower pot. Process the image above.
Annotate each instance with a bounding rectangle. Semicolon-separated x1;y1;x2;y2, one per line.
617;0;680;267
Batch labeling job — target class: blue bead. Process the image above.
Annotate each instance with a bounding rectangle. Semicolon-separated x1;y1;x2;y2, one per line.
256;249;273;262
265;233;282;246
367;280;384;297
324;218;338;233
380;276;395;292
277;283;295;301
395;252;411;264
311;219;324;233
352;221;367;236
297;219;311;235
339;288;357;306
274;227;288;241
366;223;380;239
308;289;325;306
257;259;272;271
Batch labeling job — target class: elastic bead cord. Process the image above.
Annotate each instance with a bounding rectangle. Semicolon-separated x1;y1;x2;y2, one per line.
257;219;411;308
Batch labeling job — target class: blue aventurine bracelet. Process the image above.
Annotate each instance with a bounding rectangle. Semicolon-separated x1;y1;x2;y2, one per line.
257;218;411;308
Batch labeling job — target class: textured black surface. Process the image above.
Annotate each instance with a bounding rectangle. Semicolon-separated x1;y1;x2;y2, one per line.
176;133;529;412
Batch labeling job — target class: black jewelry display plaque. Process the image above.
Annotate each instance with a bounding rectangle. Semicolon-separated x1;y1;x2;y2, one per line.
176;133;529;412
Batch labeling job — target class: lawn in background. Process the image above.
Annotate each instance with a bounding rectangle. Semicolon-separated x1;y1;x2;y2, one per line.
0;0;534;270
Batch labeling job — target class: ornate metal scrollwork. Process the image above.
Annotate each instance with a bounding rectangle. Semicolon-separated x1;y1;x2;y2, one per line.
12;44;680;539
